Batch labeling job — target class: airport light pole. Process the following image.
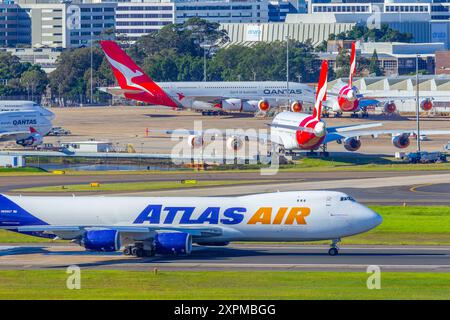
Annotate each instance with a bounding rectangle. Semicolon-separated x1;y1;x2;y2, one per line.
416;54;421;154
285;35;290;106
90;33;94;105
200;42;211;82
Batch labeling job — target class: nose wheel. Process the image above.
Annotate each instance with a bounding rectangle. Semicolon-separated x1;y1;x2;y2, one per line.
328;238;341;256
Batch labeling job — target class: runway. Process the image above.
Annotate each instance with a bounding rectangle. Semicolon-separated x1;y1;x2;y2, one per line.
3;171;450;205
0;244;449;272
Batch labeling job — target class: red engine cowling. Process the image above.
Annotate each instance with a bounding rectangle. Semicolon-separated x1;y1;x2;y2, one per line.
226;137;243;151
290;101;303;113
188;135;204;148
392;133;410;149
384;102;397;114
258;100;270;112
420;99;433;111
343;137;361;152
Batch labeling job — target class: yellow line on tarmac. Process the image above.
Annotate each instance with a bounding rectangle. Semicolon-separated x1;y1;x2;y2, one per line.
409;183;450;195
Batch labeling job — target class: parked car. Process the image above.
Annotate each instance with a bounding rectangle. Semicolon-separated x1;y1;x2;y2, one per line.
47;127;71;136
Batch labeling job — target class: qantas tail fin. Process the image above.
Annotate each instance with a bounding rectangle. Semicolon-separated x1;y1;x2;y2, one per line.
313;60;328;121
100;40;177;108
349;42;356;87
29;127;37;134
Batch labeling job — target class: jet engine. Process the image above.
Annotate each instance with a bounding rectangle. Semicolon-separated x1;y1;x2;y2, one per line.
241;100;259;113
420;99;433;111
80;230;120;252
226;137;243;151
155;232;192;255
258;100;270;112
187;135;204;148
337;86;359;112
221;98;242;111
16;133;43;147
343;137;361;152
290;101;303;113
383;102;397;114
392;133;410;149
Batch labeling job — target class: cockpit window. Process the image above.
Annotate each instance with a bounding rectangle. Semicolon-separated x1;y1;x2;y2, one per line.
340;196;355;202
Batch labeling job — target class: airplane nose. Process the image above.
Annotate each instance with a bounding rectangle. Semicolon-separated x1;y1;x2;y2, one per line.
363;206;382;230
351;204;382;233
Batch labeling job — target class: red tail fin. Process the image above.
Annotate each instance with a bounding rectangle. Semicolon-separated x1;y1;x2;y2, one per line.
313;60;328;121
29;127;37;133
349;42;356;86
100;40;177;108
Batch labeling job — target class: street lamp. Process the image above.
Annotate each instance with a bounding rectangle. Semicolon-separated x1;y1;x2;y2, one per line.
285;35;290;106
415;54;421;154
200;41;212;82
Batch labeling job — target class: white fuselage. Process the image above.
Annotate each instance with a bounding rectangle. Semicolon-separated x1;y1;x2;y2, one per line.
158;81;316;111
0;191;381;242
0;101;54;144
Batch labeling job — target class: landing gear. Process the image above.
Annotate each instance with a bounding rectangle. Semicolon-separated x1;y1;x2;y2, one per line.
322;111;330;118
328;238;341;256
334;111;343;118
124;243;155;257
320;144;329;157
350;112;359;118
361;111;369;118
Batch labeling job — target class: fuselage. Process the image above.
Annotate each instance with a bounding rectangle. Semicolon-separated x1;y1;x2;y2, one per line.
0;191;381;242
271;111;326;151
104;81;316;112
0;101;54;144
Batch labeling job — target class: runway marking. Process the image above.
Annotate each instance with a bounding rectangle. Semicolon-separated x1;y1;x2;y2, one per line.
410;183;450;195
229;245;450;251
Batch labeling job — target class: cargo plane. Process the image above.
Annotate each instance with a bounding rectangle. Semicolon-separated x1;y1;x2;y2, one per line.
0;191;382;256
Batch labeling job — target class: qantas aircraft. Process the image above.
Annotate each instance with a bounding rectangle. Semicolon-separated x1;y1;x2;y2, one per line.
0;191;382;256
0;101;54;147
99;40;317;114
325;42;450;117
159;60;450;154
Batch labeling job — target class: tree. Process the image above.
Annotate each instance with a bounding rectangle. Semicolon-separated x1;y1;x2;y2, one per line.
49;46;113;103
334;46;350;79
20;68;48;99
327;24;413;43
368;49;383;76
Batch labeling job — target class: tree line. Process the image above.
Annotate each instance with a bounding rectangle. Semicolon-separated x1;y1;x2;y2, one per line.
0;19;413;105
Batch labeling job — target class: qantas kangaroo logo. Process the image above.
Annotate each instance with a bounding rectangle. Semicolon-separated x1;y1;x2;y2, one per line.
103;51;154;97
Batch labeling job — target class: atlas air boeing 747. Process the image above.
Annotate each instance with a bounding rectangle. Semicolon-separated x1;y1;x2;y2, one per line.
0;191;382;256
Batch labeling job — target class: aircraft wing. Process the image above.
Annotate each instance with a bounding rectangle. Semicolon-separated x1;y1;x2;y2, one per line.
17;225;223;238
0;131;30;140
148;129;272;143
324;127;450;144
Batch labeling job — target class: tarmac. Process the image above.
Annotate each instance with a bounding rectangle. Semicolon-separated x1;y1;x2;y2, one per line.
0;244;449;272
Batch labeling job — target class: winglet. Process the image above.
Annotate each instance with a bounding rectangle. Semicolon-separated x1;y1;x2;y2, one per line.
313;60;328;121
349;42;356;87
100;40;177;108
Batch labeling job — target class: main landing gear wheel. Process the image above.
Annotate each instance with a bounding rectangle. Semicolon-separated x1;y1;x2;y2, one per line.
123;246;132;256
